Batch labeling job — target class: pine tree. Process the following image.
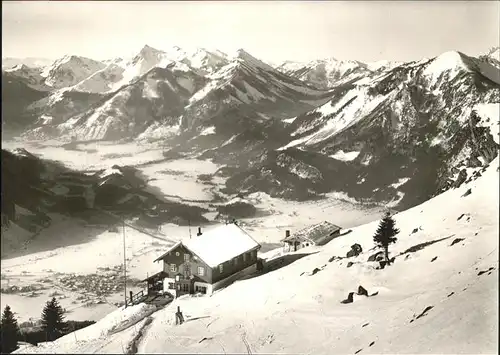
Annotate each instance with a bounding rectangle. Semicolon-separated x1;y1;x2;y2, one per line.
0;305;20;353
41;297;66;341
373;211;400;264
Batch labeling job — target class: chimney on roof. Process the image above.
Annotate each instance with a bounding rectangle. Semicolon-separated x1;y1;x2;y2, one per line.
197;227;202;236
285;230;290;238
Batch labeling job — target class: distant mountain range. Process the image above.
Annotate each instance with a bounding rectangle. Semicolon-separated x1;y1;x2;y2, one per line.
2;57;55;69
2;45;499;212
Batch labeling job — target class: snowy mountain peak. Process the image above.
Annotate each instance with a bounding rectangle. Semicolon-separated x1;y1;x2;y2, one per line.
136;45;166;60
366;59;402;72
2;57;54;69
168;46;189;60
277;57;370;89
141;44;159;52
39;54;106;89
313;57;339;64
193;47;217;57
213;49;229;58
277;60;308;72
185;48;229;73
234;48;274;71
44;54;104;70
431;51;467;69
486;46;500;60
61;55;100;65
423;50;470;83
4;63;30;72
103;57;126;65
480;46;500;70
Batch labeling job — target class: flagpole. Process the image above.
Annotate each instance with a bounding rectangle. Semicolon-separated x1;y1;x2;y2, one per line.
123;218;127;308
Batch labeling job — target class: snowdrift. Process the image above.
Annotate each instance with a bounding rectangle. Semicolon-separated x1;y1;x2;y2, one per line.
15;303;157;353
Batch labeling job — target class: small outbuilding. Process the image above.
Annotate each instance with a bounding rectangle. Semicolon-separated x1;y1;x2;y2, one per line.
282;221;342;252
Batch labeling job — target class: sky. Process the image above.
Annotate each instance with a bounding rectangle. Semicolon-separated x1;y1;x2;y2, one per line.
2;1;499;64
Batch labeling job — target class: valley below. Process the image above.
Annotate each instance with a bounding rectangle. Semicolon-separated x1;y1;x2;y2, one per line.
0;138;386;325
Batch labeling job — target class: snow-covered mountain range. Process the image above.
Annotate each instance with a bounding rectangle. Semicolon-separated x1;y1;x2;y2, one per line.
2;46;499;211
276;57;401;89
2;57;54;70
2;45;498;354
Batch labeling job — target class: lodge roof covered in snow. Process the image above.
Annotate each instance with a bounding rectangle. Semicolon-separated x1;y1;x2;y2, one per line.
282;221;342;244
154;223;261;267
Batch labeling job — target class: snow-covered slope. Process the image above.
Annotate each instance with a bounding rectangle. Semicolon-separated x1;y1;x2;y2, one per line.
474;103;500;145
53;64;207;140
366;60;403;72
40;46;227;96
2;72;50;129
177;49;334;132
284;51;495;149
236;50;498;208
18;150;498;354
182;47;229;74
41;55;107;89
71;63;127;93
2;64;45;88
480;46;500;70
48;47;334;141
277;57;372;89
58;46;174;94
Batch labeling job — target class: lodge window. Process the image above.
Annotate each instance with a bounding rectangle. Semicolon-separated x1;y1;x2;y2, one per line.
175;252;180;256
243;253;247;262
168;282;174;289
184;254;190;262
234;256;238;265
181;284;189;292
170;264;177;272
219;264;224;273
198;266;205;276
195;286;207;294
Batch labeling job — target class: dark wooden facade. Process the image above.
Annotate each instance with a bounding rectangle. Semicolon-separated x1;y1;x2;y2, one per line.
211;248;258;283
142;271;168;295
156;243;260;295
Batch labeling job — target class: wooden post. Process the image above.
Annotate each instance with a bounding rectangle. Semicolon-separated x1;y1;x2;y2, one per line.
175;306;184;325
175;307;179;325
123;219;127;308
129;291;133;305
